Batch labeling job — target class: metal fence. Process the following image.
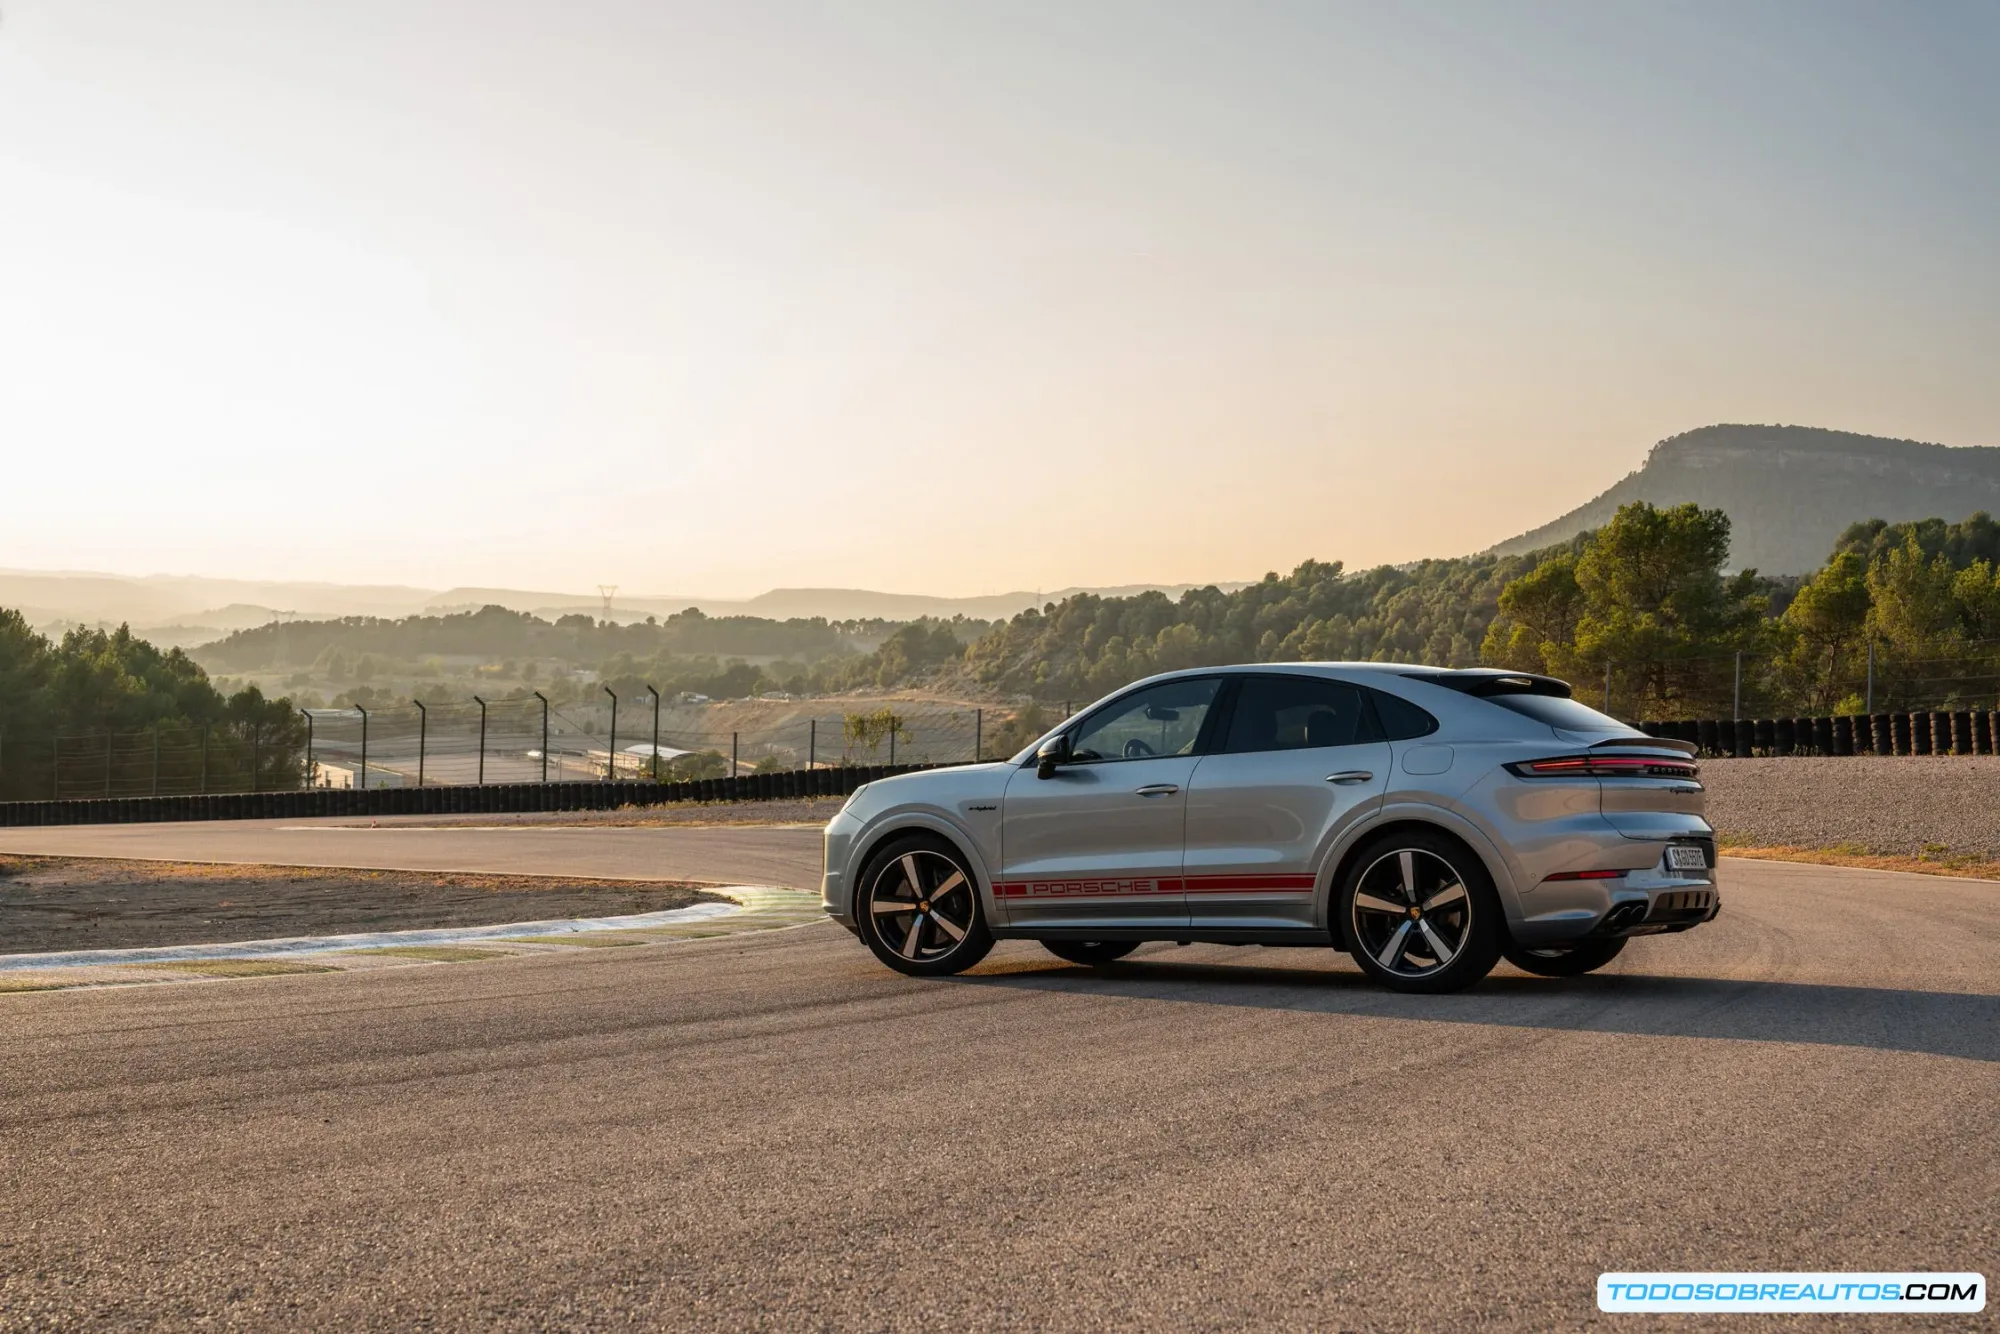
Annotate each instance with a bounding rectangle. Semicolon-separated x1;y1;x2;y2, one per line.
34;721;302;801
302;698;1001;790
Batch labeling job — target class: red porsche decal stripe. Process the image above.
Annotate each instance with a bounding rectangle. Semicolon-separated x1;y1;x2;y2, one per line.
995;873;1316;898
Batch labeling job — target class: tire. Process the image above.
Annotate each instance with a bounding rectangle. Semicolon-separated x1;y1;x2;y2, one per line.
1502;936;1626;977
1039;939;1141;966
1338;829;1501;994
855;834;995;977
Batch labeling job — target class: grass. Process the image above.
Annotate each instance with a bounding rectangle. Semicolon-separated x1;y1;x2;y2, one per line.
1719;834;2000;879
135;959;339;978
338;946;509;963
0;976;75;993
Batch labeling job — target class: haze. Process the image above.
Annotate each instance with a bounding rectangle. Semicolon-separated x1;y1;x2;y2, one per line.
2;1;1996;598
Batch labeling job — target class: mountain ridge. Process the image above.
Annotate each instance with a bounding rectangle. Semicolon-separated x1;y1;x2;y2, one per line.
1486;423;2000;573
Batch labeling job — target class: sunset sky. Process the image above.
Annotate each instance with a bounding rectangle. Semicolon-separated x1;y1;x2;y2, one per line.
2;1;1996;597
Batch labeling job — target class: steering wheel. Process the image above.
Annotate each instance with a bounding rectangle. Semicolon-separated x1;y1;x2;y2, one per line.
1123;738;1156;758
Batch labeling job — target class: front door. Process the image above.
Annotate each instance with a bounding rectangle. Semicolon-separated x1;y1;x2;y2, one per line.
997;677;1224;932
1183;673;1390;930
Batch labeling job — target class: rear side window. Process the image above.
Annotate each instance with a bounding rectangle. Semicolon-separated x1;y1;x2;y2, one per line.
1223;676;1377;753
1485;694;1624;731
1362;687;1439;740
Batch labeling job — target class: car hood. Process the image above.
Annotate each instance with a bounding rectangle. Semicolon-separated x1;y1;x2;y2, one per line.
844;761;1016;819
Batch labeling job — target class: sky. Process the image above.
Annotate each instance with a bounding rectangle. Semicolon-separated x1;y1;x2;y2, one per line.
2;0;1997;598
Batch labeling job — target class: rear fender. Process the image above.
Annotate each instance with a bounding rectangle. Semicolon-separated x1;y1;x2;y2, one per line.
1318;801;1523;939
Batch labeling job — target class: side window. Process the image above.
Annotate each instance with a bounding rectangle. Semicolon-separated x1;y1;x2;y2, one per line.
1070;678;1222;762
1364;687;1439;740
1223;675;1378;753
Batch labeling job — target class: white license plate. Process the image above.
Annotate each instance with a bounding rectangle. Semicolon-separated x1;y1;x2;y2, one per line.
1667;845;1708;871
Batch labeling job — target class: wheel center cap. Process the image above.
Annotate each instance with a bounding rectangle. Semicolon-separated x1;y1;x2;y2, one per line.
1408;907;1422;920
918;901;930;913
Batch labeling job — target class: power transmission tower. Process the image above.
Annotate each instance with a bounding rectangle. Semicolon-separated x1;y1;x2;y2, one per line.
598;585;619;618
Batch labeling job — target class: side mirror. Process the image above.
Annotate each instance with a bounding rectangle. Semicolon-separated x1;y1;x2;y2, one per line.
1035;734;1071;779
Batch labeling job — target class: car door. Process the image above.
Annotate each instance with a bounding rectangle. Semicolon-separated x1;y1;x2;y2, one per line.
1182;673;1390;930
997;676;1225;932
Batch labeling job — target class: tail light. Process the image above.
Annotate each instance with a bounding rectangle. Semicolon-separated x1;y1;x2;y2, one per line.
1506;755;1698;780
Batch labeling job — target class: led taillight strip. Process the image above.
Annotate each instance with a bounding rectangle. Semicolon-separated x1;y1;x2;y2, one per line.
1507;755;1698;779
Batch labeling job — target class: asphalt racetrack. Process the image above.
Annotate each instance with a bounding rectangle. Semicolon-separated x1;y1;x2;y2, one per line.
2;821;1995;1330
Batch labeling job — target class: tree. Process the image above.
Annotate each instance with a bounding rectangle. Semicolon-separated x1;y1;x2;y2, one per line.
1772;550;1871;712
1480;556;1582;673
1561;503;1766;716
0;613;308;801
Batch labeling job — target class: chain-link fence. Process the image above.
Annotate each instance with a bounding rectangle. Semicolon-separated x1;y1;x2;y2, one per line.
28;721;304;801
297;699;1008;790
1582;643;2000;724
3;698;1061;801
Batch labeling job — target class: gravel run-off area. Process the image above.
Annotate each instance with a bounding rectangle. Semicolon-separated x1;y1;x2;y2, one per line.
1701;755;2000;855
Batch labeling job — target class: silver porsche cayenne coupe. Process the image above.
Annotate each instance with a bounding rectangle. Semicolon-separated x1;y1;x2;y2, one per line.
820;664;1719;993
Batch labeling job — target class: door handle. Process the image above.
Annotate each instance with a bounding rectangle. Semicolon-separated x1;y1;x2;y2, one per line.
1325;770;1374;785
1134;783;1180;797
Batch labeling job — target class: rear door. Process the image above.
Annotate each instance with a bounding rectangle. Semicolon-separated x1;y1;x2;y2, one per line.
997;676;1224;932
1182;674;1390;930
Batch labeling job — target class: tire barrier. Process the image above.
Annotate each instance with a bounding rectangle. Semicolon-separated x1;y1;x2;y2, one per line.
0;762;954;828
1636;710;2000;758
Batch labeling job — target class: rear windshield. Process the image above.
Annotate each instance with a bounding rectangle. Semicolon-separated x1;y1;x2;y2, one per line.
1484;694;1626;731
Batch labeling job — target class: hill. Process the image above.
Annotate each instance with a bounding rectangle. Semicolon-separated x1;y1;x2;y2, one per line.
0;570;1247;642
1487;425;2000;574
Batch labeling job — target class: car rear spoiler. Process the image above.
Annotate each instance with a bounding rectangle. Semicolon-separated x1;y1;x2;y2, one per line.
1590;733;1698;758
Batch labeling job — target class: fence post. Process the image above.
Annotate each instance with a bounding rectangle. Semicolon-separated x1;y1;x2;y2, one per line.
533;691;549;783
731;732;739;779
251;724;261;793
301;709;314;789
413;699;426;787
1602;662;1612;714
151;722;160;797
103;732;112;797
809;719;816;770
200;724;208;794
646;684;660;782
356;705;369;792
473;696;487;784
603;686;618;781
52;735;60;799
1733;652;1742;721
1865;640;1874;714
889;720;897;766
974;708;982;763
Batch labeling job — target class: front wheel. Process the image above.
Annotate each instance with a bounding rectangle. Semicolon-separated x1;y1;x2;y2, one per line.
1339;831;1501;994
1040;940;1140;966
856;836;995;977
1502;937;1626;977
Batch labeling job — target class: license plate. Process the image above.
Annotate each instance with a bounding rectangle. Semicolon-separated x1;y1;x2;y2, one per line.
1667;845;1708;871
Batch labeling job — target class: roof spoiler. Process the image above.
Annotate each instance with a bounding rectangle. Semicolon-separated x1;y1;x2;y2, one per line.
1401;670;1572;698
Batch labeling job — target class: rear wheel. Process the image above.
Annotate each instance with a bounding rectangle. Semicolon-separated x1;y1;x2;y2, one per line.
856;836;994;977
1339;830;1500;994
1039;940;1140;966
1502;937;1626;977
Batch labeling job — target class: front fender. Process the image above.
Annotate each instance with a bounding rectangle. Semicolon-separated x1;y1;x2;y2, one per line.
834;808;1000;930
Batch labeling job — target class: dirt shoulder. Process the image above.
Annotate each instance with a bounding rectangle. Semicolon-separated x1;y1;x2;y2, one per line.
0;856;725;954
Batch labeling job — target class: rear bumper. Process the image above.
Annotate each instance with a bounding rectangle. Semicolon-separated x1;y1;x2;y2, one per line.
1511;842;1720;945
